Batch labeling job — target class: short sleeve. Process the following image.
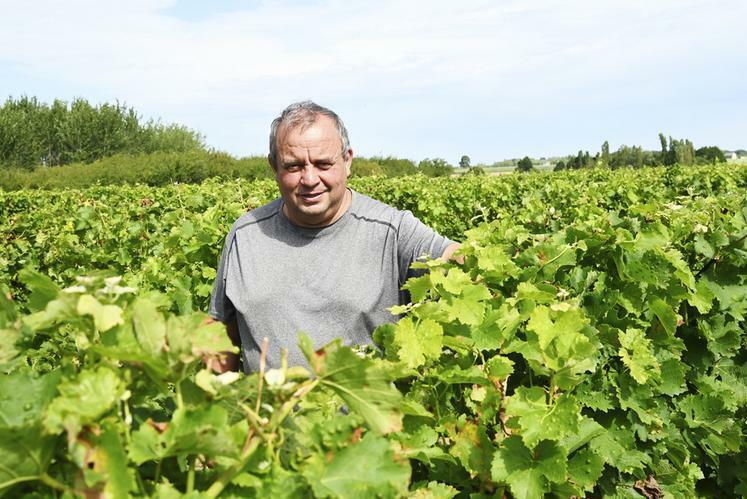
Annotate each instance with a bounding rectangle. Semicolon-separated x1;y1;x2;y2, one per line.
209;234;237;323
396;211;455;284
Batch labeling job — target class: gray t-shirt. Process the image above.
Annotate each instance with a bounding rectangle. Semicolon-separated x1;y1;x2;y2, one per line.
209;189;454;372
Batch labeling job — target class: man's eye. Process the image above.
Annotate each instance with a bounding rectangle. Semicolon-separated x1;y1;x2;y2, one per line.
285;164;302;172
316;163;333;170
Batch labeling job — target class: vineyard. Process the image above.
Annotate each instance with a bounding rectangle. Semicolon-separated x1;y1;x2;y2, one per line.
1;164;746;497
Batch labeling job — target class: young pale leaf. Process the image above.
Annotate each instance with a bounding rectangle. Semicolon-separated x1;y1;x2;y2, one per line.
523;304;597;387
486;355;514;379
440;279;492;326
403;274;433;302
44;367;124;436
409;481;459;499
469;309;506;351
618;328;660;384
77;294;124;332
475;245;520;279
23;296;77;331
504;387;580;449
430;267;472;295
391;317;443;369
165;313;236;367
132;297;166;356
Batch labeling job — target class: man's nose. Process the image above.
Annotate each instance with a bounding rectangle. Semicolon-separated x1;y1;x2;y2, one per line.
300;165;319;185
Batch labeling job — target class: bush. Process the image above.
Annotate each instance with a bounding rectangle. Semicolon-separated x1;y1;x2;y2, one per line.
418;158;453;177
0;151;271;190
351;156;418;178
465;166;485;176
695;146;726;164
516;156;534;172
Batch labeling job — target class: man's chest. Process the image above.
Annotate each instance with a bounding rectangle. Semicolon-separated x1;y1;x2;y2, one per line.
226;229;401;317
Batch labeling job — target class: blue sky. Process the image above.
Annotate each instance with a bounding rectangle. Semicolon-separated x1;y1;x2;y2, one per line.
1;0;745;164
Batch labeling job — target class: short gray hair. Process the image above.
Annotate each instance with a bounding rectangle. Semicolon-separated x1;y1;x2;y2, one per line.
268;101;351;169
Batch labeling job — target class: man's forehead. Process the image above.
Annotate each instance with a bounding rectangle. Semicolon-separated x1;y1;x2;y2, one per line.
277;117;341;150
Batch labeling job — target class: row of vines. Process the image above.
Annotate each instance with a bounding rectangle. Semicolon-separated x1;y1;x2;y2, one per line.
1;165;746;497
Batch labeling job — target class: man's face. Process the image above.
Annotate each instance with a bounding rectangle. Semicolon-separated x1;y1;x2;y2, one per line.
273;116;353;227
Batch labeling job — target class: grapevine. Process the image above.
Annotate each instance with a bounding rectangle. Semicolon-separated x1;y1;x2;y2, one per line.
1;164;746;497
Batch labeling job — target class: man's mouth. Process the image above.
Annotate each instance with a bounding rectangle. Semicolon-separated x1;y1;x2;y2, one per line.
299;191;325;202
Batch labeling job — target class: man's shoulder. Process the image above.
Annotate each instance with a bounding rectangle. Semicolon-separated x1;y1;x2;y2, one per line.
349;190;409;224
228;198;283;236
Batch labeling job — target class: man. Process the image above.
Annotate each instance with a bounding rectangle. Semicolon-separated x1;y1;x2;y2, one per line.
209;101;459;372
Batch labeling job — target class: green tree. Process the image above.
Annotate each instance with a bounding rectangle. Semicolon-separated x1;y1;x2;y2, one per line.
459;155;471;169
465;166;485;176
659;132;668;161
582;151;593;168
574;150;583;169
370;156;417;177
695;146;725;164
610;145;645;168
516;156;534;172
666;136;695;166
0;96;205;169
418;158;453;177
553;160;566;172
601;141;610;166
350;158;384;177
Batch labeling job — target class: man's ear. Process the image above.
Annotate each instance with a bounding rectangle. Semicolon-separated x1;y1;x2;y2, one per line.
344;148;354;177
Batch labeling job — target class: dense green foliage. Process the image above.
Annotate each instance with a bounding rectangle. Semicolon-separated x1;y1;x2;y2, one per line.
1;165;746;497
0;153;449;190
0;96;205;169
0;151;272;190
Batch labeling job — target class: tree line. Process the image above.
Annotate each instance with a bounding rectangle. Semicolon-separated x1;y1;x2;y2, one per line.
0;97;461;189
0;96;205;169
553;133;728;171
4;96;735;184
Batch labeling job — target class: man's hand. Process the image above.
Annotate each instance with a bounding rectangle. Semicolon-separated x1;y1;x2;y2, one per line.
441;242;464;264
202;316;241;373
